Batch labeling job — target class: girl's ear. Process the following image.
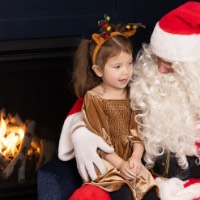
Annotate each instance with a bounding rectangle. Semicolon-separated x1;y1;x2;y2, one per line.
92;65;103;77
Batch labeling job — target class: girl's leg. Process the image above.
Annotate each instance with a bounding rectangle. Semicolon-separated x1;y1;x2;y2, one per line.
110;185;133;200
142;187;160;200
110;185;160;200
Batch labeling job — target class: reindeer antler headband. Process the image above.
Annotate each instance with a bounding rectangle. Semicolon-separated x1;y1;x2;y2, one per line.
92;14;145;65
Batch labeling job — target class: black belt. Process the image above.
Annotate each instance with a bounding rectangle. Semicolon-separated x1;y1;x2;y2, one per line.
149;151;200;180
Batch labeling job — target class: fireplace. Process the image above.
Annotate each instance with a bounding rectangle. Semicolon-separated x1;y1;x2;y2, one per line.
0;38;77;199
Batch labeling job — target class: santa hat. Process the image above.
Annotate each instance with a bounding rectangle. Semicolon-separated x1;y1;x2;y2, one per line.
150;1;200;62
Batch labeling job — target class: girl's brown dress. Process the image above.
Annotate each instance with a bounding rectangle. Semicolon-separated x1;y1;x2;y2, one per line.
82;91;158;200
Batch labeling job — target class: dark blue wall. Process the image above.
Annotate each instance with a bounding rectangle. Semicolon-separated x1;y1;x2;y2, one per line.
0;0;135;40
0;0;189;40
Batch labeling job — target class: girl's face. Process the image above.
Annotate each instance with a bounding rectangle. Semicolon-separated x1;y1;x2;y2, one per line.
100;51;134;90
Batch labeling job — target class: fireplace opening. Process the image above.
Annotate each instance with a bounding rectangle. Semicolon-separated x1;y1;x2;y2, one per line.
0;50;77;199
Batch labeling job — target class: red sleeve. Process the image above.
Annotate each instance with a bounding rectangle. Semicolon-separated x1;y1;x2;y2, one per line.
67;96;84;117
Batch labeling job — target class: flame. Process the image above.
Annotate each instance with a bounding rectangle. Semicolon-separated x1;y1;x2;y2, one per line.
0;116;24;158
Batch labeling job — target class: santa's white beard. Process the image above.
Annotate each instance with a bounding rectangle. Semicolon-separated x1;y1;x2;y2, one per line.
130;58;200;169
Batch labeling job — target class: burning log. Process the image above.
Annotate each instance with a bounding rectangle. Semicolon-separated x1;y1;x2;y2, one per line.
0;109;24;127
0;109;57;184
0;154;10;169
17;120;36;183
1;120;35;183
7;112;25;126
36;138;56;171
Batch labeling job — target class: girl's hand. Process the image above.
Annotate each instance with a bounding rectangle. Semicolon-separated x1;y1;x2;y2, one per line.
118;160;136;181
128;157;143;175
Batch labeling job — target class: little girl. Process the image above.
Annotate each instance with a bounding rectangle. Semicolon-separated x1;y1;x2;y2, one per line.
70;15;159;200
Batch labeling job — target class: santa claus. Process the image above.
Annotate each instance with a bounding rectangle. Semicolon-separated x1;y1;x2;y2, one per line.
129;1;200;198
58;1;200;199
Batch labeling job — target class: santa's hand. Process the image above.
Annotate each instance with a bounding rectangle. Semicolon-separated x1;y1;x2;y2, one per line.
72;127;114;181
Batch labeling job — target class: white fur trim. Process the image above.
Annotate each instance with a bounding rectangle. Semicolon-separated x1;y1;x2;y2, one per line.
156;177;200;200
150;23;200;62
58;112;85;160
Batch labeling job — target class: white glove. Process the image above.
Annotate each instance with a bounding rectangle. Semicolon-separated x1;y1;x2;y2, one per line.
72;127;114;181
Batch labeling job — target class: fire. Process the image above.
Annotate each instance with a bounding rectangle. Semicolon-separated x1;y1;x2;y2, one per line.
0;116;24;159
0;111;55;182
